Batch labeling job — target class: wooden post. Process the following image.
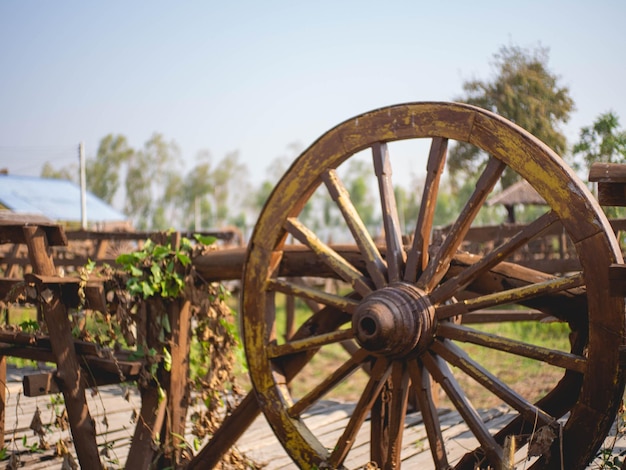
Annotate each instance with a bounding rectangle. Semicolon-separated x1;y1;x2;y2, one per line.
0;357;5;449
23;225;102;468
126;384;167;468
127;296;170;467
161;298;193;467
186;391;261;469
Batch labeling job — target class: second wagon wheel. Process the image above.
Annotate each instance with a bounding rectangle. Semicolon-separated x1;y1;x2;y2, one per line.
241;102;625;469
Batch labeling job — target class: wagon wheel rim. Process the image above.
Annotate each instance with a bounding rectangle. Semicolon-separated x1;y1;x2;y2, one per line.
242;102;625;469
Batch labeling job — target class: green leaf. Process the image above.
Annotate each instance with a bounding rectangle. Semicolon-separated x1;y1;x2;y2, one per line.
158;327;165;343
166;260;175;273
115;253;136;265
19;319;40;333
161;313;171;333
151;264;163;283
141;282;155;298
176;252;191;266
129;265;144;277
162;347;172;371
127;281;143;297
128;350;144;360
194;234;217;245
152;245;171;260
85;259;96;273
180;237;193;250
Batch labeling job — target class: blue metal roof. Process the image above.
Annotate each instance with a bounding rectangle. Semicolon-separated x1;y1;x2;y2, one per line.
0;174;127;222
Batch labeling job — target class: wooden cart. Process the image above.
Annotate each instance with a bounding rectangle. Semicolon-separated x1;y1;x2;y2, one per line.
3;102;626;470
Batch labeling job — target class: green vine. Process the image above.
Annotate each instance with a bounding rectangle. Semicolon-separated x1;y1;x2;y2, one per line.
0;231;256;468
116;234;214;300
112;231;255;468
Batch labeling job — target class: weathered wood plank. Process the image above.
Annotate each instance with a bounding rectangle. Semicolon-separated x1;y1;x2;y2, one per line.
589;163;626;206
589;162;626;183
0;214;66;246
2;373;621;470
22;225;102;468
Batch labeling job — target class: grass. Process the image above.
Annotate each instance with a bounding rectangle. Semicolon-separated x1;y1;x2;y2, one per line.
1;305;49;369
444;320;572;408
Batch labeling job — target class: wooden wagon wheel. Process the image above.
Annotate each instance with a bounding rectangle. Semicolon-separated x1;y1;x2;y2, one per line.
241;102;625;469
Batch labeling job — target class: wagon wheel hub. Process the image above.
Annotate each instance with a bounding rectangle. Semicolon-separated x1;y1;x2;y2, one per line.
352;283;435;357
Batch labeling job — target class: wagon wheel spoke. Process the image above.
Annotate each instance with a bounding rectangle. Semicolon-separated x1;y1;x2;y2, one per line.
277;304;352;382
407;360;450;469
417;156;506;292
267;278;359;314
431;339;557;427
405;136;448;283
370;360;410;467
322;169;388;288
288;348;370;417
372;142;406;283
461;309;551;324
435;272;585;320
437;322;587;373
385;361;411;468
267;329;354;359
422;352;504;466
328;357;392;468
285;217;372;296
430;210;560;305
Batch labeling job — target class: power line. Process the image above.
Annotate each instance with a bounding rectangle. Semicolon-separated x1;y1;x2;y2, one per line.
0;144;80;175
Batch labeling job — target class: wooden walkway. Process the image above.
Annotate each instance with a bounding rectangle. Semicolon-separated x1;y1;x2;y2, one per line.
3;366;625;469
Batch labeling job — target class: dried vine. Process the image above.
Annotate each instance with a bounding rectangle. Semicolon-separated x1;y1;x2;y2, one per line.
111;232;258;468
0;232;258;468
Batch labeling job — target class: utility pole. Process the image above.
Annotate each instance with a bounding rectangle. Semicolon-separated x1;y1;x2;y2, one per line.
79;142;87;229
194;196;200;231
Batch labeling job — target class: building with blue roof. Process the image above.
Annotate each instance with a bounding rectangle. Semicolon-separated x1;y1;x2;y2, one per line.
0;174;128;228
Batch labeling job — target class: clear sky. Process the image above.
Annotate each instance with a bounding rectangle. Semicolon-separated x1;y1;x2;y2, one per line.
1;0;625;188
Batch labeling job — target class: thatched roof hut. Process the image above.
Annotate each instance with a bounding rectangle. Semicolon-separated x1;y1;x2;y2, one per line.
488;180;546;223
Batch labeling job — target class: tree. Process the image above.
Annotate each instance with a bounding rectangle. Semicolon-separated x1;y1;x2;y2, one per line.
450;44;574;188
249;145;302;230
211;151;248;227
125;133;182;229
41;162;76;181
153;171;186;230
573;112;626;219
394;176;422;234
87;134;133;204
343;159;378;231
181;154;214;231
573;111;626;168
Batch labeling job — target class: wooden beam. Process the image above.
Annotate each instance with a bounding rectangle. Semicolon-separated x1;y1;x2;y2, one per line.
0;216;67;246
126;301;165;468
609;264;626;296
23;273;108;311
0;357;5;450
161;298;193;466
589;162;626;182
22;225;101;468
589;162;626;206
23;360;142;397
